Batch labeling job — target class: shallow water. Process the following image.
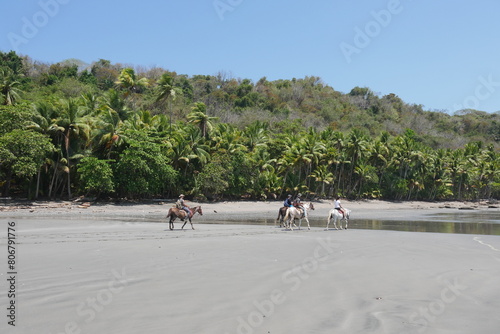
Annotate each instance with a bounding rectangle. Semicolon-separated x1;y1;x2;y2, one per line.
5;210;499;235
206;211;500;236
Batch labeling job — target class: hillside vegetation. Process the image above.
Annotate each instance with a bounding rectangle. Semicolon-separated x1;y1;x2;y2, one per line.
1;51;499;201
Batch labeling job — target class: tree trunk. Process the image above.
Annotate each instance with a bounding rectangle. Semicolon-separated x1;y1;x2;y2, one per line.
35;167;41;199
49;162;58;199
65;130;72;200
2;168;12;197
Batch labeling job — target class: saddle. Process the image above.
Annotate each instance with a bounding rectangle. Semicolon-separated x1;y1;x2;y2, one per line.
295;208;305;218
178;209;191;220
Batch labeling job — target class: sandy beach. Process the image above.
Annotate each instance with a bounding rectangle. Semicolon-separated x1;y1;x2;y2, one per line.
1;199;499;334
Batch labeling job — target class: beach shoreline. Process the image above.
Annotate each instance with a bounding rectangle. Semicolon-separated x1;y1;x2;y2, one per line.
1;198;498;221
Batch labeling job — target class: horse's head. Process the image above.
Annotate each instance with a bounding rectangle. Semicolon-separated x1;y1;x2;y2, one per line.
196;206;203;216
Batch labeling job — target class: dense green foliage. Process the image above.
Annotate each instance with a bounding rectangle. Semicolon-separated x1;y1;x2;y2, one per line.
0;51;498;201
77;157;115;196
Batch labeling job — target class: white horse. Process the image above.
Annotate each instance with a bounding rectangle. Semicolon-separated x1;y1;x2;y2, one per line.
326;208;351;230
283;202;315;231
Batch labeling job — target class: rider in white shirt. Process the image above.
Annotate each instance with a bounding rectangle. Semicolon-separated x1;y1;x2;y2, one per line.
334;196;344;218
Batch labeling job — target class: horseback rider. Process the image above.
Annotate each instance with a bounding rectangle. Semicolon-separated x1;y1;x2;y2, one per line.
294;193;307;217
176;194;191;219
283;194;293;208
334;196;345;218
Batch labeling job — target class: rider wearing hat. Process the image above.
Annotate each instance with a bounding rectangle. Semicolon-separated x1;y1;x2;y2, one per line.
294;193;307;217
176;194;191;219
283;194;293;207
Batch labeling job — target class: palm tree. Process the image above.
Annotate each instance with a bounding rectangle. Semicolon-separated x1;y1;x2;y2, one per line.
183;126;210;168
169;132;195;170
94;108;125;159
0;69;23;105
155;73;178;102
123;110;154;131
28;102;58;199
28;102;56;134
187;102;218;139
280;141;313;192
100;89;132;121
150;113;171;133
448;149;467;200
310;164;334;197
50;98;92;199
80;92;100;116
115;68;149;97
368;131;390;188
301;128;326;190
155;73;182;131
345;128;369;195
353;163;376;198
209;123;246;154
243;121;269;152
471;145;498;199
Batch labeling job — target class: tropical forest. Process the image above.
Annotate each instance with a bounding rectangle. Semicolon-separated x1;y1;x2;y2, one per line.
0;50;499;201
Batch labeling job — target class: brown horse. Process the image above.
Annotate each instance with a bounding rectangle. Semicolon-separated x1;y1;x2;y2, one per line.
166;206;203;230
275;206;289;227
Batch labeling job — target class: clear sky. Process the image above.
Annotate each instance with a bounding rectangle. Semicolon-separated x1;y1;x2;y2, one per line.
1;0;500;113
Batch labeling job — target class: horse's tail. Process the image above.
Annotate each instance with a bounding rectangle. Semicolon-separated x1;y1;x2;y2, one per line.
166;208;173;218
283;208;290;221
277;207;285;221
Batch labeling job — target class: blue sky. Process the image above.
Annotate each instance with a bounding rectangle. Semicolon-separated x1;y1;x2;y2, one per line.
1;0;500;113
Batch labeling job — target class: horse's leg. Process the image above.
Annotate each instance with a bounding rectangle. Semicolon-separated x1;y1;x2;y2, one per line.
344;217;348;230
189;218;194;230
326;214;331;230
181;219;187;230
302;210;311;230
333;215;339;230
284;211;292;230
169;217;174;230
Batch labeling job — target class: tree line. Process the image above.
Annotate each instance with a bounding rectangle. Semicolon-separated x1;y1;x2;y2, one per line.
0;51;499;201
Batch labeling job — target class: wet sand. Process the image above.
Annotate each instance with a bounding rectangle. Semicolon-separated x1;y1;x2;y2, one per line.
1;200;499;333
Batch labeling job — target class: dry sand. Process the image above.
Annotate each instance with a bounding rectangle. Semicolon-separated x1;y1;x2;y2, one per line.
1;199;499;334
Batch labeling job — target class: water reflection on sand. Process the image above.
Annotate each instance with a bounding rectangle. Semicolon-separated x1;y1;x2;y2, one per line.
208;211;500;236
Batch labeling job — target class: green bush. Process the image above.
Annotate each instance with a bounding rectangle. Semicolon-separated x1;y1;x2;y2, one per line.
77;157;114;196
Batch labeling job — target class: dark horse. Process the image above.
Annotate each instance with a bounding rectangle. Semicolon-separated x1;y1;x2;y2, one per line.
166;206;203;230
275;206;288;227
